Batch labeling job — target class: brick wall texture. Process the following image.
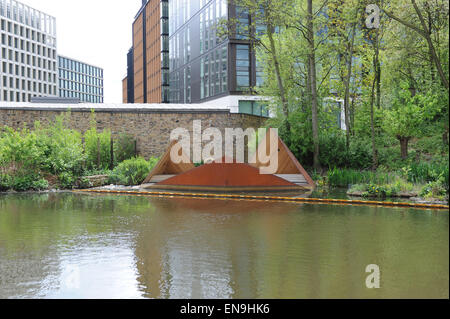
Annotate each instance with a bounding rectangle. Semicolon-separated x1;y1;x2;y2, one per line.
0;108;266;159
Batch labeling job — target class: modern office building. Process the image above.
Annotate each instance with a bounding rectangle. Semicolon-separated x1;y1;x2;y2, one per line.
123;47;134;103
123;0;268;116
168;0;267;115
123;0;169;104
58;55;104;103
0;0;58;102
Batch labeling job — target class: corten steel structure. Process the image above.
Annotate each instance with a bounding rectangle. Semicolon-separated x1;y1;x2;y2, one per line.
143;130;314;192
142;139;195;184
124;0;169;103
0;0;58;102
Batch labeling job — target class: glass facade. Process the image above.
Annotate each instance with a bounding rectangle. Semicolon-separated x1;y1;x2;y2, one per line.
0;0;57;102
168;0;231;103
238;100;269;117
168;0;264;105
58;56;103;103
122;0;266;115
161;0;169;103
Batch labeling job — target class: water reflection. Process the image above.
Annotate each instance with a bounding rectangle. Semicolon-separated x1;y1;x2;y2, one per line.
0;193;448;299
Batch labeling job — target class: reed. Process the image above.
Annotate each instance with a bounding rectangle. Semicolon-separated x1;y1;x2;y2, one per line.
327;168;392;188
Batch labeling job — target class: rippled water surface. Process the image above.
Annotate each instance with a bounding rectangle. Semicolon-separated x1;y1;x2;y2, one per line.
0;193;448;299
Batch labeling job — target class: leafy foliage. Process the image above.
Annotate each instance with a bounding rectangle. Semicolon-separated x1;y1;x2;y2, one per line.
34;116;86;176
108;157;158;186
114;132;136;164
0;115;142;191
84;125;112;171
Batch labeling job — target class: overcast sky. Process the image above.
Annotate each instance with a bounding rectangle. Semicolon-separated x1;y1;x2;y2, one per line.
20;0;142;103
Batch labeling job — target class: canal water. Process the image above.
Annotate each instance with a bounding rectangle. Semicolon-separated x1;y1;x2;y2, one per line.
0;193;448;299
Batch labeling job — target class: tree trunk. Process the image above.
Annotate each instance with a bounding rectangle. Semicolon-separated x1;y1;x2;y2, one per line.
411;0;449;91
372;27;380;169
370;68;378;170
398;136;410;160
343;21;357;148
383;1;449;90
307;0;320;170
443;126;449;146
350;95;355;134
267;24;291;139
375;53;381;109
426;6;435;82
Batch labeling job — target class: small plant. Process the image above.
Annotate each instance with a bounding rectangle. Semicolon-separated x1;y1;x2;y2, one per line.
349;177;416;199
420;177;447;200
194;161;204;167
32;178;50;191
0;174;12;191
114;132;136;164
327;167;391;188
84;114;112;170
77;176;93;189
12;174;48;192
108;157;158;186
58;172;75;189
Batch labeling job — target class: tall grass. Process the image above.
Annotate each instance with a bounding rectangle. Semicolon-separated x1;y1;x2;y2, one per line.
327;168;392;188
326;163;449;193
407;162;449;184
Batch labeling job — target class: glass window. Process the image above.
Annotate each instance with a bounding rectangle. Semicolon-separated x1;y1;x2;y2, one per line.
235;6;249;39
239;101;252;115
236;45;249;89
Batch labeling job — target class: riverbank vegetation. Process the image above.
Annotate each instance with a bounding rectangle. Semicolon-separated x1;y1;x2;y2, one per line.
0;114;157;192
231;0;449;202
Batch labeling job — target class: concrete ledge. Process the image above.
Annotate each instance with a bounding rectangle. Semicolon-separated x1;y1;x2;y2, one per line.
0;102;235;113
0;106;232;114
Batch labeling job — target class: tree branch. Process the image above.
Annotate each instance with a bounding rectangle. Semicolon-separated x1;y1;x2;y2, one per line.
382;9;426;37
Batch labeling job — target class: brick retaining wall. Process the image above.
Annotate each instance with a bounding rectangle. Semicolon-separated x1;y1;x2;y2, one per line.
0;106;266;159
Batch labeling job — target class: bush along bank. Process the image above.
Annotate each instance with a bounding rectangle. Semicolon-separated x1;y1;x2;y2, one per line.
313;164;449;203
0;114;158;192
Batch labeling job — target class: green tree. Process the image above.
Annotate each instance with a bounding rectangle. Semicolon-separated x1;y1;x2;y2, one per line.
384;82;439;159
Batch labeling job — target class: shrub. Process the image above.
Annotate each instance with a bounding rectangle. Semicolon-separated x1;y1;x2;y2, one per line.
108;157;158;186
0;117;85;191
11;173;48;192
32;178;50;191
114;132;136;164
318;133;372;169
35;118;86;176
0;126;45;173
420;178;447;200
415;135;449;156
0;174;12;191
84;127;112;170
319;132;348;168
348;139;373;169
58;172;76;189
377;146;401;168
349;178;414;198
407;162;449;189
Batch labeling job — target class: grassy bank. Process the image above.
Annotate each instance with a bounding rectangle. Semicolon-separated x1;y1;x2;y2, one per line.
0;115;158;192
312;164;449;202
